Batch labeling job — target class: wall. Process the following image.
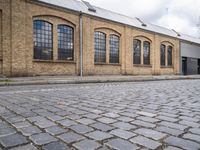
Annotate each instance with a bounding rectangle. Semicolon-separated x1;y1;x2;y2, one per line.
187;57;198;75
0;0;181;76
181;42;200;58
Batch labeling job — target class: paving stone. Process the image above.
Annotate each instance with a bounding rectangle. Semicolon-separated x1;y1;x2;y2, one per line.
106;138;138;150
156;126;184;136
116;116;134;122
12;121;31;129
112;122;137;130
159;121;188;131
179;120;200;128
34;119;56;128
47;115;65;121
6;116;25;123
73;139;101;150
156;115;178;122
70;124;93;134
137;116;160;123
45;126;66;135
90;122;115;132
189;128;200;135
0;122;10;129
19;126;41;136
42;141;70;150
179;116;199;122
134;128;166;140
164;146;183;150
57;119;77;127
86;130;113;141
30;133;57;145
136;111;157;117
9;144;38;150
76;118;96;125
58;132;85;144
131;120;156;128
110;129;136;139
130;135;162;149
164;136;200;150
0;127;16;137
183;133;200;143
103;112;120;118
97;117;117;124
0;133;28;148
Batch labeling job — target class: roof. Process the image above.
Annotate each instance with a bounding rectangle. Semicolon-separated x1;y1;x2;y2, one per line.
37;0;200;45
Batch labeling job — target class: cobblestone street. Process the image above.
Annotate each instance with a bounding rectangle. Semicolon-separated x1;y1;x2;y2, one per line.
0;80;200;150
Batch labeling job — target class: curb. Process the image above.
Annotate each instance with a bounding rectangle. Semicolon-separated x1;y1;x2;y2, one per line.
0;77;199;86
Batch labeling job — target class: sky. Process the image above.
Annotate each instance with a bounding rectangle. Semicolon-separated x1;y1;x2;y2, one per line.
86;0;200;38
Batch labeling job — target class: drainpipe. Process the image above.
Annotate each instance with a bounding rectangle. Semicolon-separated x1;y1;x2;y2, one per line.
79;12;83;77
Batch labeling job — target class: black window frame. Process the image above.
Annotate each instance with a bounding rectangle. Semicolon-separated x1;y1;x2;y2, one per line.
109;34;120;63
143;41;150;65
57;24;74;61
160;44;166;66
94;31;106;63
133;39;141;64
33;20;53;60
167;45;173;66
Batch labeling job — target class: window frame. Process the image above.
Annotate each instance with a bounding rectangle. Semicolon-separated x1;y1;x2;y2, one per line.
94;31;106;63
33;20;53;60
57;24;74;61
143;41;150;65
160;44;166;66
167;45;173;66
109;34;120;64
133;39;141;64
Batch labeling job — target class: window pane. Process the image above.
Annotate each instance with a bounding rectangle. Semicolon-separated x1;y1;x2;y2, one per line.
168;46;173;66
160;44;165;66
110;35;119;63
94;32;106;63
58;25;74;60
33;20;53;60
133;39;141;64
143;41;150;65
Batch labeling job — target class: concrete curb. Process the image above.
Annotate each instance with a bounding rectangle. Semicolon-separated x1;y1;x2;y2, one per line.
0;76;200;86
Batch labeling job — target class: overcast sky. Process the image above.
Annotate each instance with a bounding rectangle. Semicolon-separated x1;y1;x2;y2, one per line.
86;0;200;38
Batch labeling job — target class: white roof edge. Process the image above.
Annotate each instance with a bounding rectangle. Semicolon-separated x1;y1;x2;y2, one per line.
36;0;200;45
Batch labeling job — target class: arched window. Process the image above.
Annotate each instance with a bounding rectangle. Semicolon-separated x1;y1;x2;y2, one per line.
143;41;150;65
133;39;141;64
160;44;166;66
57;25;74;60
33;20;53;60
94;32;106;63
168;46;173;66
110;34;119;63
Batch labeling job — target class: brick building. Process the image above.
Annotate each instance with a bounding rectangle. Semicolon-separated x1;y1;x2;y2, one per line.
0;0;200;76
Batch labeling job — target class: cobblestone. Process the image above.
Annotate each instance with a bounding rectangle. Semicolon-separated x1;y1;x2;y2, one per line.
164;136;200;150
0;133;28;148
73;139;101;150
106;138;138;150
30;133;57;145
0;80;200;149
130;135;162;149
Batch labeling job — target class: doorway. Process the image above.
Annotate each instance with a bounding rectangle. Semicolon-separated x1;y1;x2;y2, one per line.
182;57;187;75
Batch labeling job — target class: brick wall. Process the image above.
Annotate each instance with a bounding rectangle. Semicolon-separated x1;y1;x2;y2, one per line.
0;0;180;76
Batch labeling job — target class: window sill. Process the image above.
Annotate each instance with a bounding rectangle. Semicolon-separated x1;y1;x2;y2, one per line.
33;59;76;64
95;63;121;66
160;66;173;68
133;64;152;68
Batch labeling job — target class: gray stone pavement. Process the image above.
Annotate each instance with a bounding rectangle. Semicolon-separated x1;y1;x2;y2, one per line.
0;80;199;149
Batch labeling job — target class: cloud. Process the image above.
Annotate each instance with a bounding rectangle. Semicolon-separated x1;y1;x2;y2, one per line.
86;0;200;37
